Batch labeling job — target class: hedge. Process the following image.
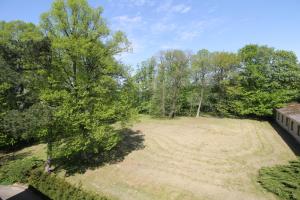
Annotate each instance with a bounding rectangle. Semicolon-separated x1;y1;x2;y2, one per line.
28;169;110;200
258;158;300;200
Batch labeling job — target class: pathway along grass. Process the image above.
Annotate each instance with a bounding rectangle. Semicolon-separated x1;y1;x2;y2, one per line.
258;158;300;200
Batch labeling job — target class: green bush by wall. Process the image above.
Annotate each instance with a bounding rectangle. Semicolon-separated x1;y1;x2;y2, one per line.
29;169;109;200
0;157;42;185
258;158;300;200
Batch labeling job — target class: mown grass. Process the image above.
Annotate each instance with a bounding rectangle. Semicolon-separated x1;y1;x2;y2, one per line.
1;117;298;200
258;158;300;200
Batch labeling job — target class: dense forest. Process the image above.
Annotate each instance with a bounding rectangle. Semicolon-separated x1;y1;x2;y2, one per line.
1;0;300;169
134;47;300;118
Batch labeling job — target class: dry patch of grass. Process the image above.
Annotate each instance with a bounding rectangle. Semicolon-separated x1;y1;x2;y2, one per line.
67;117;296;200
5;117;298;200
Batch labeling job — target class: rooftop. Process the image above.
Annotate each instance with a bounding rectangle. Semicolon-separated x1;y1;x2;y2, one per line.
277;103;300;122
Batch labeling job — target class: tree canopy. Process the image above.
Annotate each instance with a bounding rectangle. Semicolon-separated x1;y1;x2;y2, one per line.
135;45;300;118
0;0;135;170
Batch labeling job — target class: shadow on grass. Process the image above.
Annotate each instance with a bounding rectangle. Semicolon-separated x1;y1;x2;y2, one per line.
270;121;300;156
0;152;32;166
0;139;39;154
55;128;145;176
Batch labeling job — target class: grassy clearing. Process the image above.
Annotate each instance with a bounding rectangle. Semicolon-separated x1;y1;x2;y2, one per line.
1;116;298;200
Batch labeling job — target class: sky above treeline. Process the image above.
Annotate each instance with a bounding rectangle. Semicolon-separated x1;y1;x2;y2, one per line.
1;0;300;67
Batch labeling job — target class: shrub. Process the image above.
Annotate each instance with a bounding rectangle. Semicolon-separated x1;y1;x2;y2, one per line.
258;158;300;200
0;157;42;185
29;169;109;200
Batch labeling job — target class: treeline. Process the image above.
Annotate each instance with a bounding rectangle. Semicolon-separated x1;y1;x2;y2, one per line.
0;0;135;168
134;46;300;118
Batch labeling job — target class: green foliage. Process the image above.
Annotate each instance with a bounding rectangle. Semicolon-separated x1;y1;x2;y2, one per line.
0;20;51;149
37;0;134;162
191;49;215;117
135;50;189;118
29;169;109;200
135;45;300;118
0;157;42;185
258;158;300;200
134;57;156;114
221;45;300;117
0;0;135;169
0;104;52;149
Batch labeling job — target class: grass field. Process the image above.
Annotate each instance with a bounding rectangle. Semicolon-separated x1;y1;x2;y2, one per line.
4;116;298;200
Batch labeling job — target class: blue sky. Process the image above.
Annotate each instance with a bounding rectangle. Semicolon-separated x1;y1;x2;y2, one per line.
0;0;300;67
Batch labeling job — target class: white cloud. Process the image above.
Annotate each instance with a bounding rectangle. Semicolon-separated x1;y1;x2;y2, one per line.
207;6;217;14
176;19;222;41
151;22;176;33
156;0;191;14
127;0;155;6
115;36;148;67
179;31;200;40
107;1;224;67
129;37;143;53
113;15;142;25
171;4;191;14
160;43;181;50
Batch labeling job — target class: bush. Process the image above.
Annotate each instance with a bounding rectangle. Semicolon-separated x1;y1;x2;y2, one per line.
258;158;300;200
0;157;42;185
29;169;109;200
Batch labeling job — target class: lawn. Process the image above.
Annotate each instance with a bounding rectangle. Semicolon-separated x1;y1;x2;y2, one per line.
2;116;298;200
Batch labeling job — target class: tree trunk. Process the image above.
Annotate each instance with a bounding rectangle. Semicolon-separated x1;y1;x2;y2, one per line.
161;75;165;117
45;125;53;173
72;60;78;100
45;142;52;173
196;87;204;118
189;102;193;116
169;87;178;118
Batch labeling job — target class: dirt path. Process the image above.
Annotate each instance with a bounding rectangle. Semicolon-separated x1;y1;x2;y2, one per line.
66;117;297;200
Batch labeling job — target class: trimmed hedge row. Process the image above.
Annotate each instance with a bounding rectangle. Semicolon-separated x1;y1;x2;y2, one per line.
29;169;109;200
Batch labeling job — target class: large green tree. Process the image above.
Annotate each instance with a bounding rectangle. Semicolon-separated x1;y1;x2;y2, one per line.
166;50;190;118
39;0;134;166
191;49;214;117
152;50;190;118
135;50;190;118
224;45;300;117
134;57;156;114
210;51;240;114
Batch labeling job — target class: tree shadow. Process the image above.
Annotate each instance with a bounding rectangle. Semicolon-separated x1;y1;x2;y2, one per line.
0;152;32;166
0;139;39;154
269;121;300;156
55;128;145;176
